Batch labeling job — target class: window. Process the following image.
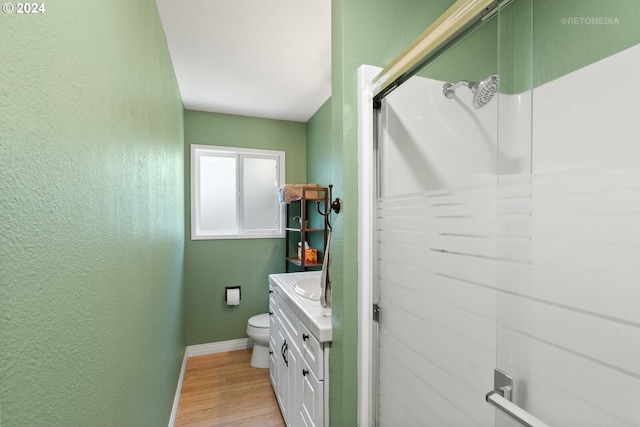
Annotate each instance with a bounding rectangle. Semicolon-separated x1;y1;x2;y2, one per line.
190;144;285;240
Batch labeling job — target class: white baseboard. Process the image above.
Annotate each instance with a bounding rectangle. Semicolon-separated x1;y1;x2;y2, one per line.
168;350;188;427
186;338;253;358
168;338;254;426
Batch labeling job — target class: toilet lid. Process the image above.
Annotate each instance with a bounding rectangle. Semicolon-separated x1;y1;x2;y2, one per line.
248;313;270;328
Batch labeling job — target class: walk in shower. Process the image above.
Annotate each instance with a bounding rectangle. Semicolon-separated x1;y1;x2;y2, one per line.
359;0;640;426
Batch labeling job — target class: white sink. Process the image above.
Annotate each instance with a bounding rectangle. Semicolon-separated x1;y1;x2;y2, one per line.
293;278;322;301
270;272;331;342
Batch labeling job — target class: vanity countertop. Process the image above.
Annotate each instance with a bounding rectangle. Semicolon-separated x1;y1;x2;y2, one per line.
269;271;332;343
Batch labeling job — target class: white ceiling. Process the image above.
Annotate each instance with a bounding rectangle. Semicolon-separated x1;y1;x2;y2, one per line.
156;0;331;123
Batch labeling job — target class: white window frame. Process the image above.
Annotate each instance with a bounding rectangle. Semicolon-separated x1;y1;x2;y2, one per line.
190;144;285;240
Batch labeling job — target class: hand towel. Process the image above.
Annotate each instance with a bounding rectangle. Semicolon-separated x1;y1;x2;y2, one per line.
320;231;332;308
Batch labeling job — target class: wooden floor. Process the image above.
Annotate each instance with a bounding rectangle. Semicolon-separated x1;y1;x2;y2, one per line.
175;349;285;427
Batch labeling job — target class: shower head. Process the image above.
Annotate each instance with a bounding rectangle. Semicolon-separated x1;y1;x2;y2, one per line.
470;74;499;108
442;74;499;108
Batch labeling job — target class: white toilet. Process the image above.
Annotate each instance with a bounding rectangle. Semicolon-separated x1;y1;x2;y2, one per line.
246;313;271;368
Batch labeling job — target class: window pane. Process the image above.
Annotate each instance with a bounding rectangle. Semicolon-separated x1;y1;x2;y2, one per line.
190;144;284;240
199;155;237;233
243;157;278;231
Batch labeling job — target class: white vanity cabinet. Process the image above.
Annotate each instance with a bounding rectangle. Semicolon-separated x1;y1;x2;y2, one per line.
268;276;330;427
299;322;325;427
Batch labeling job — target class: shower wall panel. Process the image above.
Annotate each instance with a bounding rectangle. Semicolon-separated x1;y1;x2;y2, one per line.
496;42;640;427
378;76;498;196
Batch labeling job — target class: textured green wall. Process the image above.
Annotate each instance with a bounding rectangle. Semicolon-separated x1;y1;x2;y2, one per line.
329;1;455;425
411;0;640;95
183;110;306;345
531;0;640;90
307;98;332;189
0;2;185;427
418;16;498;84
497;0;640;95
305;98;332;252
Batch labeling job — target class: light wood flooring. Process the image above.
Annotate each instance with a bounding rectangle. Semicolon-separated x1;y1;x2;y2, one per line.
175;349;285;427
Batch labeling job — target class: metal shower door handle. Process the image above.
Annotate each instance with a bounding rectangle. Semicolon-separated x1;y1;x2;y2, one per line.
485;369;551;427
486;391;551;427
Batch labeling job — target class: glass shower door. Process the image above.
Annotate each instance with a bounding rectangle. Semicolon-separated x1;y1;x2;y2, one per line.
374;15;500;425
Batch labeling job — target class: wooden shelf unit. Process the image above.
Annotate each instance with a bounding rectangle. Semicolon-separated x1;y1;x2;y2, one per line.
284;186;329;272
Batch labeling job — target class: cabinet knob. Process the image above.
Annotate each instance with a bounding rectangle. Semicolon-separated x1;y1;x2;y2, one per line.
269;311;274;316
302;369;309;377
269;290;273;294
302;334;309;341
269;351;273;355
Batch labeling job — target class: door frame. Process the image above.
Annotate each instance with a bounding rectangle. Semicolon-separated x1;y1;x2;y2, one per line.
356;64;380;427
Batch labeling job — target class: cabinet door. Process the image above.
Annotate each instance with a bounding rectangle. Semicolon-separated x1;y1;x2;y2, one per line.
269;334;277;388
274;318;289;422
284;339;300;427
299;322;324;380
299;358;323;427
269;290;278;389
276;293;300;345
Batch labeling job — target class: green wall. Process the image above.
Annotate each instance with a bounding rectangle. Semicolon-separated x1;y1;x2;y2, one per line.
183;110;307;345
531;0;640;90
419;16;498;85
497;0;640;95
305;98;332;252
307;98;332;187
390;0;640;96
0;1;185;426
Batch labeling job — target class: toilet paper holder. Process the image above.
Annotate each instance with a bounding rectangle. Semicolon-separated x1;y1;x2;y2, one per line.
225;286;241;302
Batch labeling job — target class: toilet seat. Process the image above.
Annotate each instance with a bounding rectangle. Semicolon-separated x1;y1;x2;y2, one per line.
248;313;270;328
